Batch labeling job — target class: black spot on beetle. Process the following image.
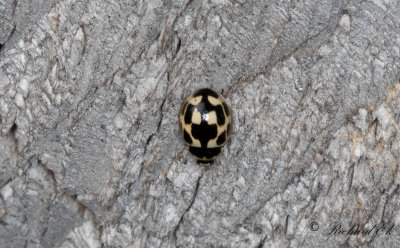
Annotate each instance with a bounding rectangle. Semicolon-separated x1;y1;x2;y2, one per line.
186;89;225;126
215;105;225;125
189;146;221;160
184;130;192;144
216;132;226;145
184;104;193;124
191;122;217;148
227;123;231;135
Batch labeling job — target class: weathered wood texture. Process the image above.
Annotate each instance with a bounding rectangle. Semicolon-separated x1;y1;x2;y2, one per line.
1;0;400;247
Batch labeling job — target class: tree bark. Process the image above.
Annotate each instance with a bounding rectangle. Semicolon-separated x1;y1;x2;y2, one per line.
1;0;400;247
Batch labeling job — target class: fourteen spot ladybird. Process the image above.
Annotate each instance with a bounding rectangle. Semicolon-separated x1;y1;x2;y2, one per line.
179;88;232;166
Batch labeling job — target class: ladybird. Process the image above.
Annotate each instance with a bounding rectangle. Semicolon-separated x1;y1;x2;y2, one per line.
178;88;232;166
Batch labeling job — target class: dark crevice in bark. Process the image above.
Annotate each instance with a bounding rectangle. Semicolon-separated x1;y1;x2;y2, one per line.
257;235;267;248
12;0;18;16
138;88;168;177
381;184;399;223
7;122;20;156
156;93;167;134
284;215;290;235
68;193;96;220
183;0;195;13
67;84;100;131
174;171;204;245
347;162;355;191
8;25;16;43
175;37;181;55
8;123;18;138
0;178;12;192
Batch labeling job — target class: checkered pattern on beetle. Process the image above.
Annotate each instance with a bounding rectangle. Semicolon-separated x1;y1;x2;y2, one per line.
178;88;232;166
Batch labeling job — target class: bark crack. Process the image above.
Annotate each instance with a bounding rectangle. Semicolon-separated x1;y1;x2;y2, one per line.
173;171;204;246
12;0;18;16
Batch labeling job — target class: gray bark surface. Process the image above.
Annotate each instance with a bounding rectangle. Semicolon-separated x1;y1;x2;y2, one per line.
1;0;400;247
